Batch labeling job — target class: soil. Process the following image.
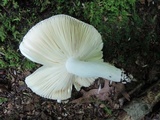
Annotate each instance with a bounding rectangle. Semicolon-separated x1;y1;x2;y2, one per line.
0;1;160;120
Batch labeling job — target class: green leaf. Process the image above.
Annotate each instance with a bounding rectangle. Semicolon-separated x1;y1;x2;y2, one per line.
104;106;112;115
0;97;8;104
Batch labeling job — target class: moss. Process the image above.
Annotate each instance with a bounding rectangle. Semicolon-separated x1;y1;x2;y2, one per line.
0;0;159;74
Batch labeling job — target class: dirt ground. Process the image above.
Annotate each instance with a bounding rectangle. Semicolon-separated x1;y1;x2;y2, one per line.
0;1;160;120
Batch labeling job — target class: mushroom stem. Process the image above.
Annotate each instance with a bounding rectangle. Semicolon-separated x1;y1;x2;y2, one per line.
66;58;126;82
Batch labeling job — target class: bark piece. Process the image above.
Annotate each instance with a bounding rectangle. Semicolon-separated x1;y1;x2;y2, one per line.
110;80;160;120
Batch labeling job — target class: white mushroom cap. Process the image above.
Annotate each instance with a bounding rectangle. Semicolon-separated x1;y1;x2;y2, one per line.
19;14;103;100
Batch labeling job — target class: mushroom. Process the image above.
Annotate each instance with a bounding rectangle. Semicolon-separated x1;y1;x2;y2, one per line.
19;14;132;102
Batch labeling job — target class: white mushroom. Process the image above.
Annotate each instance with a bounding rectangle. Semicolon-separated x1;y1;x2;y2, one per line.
19;14;132;101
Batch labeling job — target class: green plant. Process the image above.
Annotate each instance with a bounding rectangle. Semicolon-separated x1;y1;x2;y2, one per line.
0;0;159;75
0;97;8;104
83;0;136;27
0;1;35;69
96;100;112;115
103;105;112;115
22;59;36;70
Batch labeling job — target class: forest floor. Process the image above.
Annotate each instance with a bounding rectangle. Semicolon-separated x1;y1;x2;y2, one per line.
0;0;160;120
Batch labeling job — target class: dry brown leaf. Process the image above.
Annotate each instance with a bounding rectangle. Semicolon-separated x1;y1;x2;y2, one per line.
71;80;113;104
112;83;130;101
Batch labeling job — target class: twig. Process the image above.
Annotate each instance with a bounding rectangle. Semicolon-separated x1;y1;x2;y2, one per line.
109;80;160;120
